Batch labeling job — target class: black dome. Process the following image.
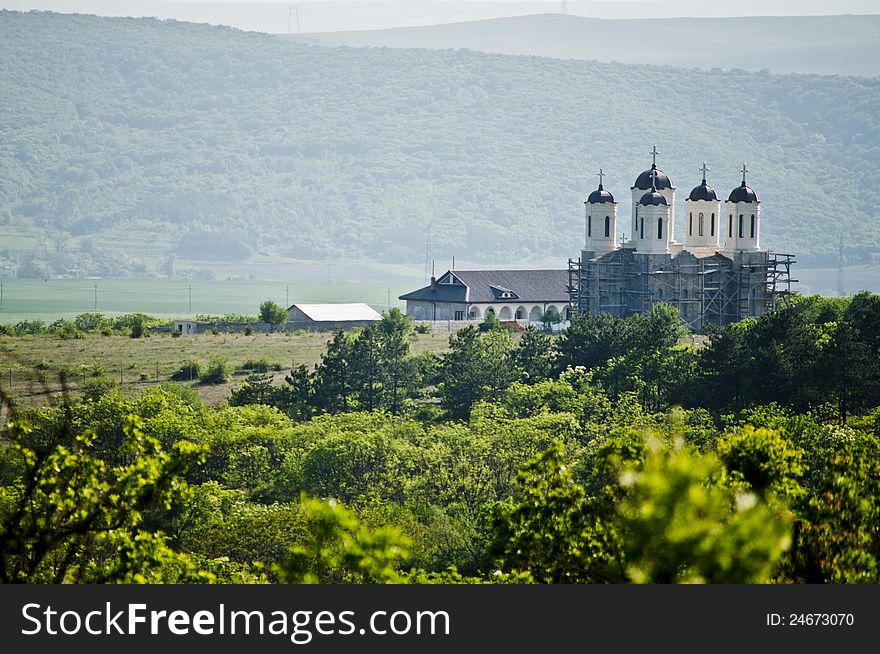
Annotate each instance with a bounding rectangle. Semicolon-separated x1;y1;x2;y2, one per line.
689;179;718;202
639;190;668;206
728;181;758;203
633;165;672;190
587;184;615;204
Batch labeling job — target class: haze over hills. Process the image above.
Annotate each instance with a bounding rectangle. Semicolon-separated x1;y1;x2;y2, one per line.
4;1;880;33
285;13;880;77
1;10;878;283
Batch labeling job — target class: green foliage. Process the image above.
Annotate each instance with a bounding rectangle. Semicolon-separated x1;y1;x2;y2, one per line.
171;359;201;382
491;441;623;583
199;357;229;384
276;496;410;584
717;426;805;499
259;300;288;328
74;312;111;333
0;414;207;583
617;439;792;583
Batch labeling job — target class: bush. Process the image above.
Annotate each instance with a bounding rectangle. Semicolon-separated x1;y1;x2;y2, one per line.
244;325;253;336
240;358;280;373
0;323;14;336
13;320;46;336
414;323;430;334
81;376;119;402
200;357;229;384
48;319;81;340
74;312;110;332
130;314;146;338
171;359;201;381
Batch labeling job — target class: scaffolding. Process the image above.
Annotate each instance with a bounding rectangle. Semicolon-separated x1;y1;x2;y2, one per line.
571;248;796;332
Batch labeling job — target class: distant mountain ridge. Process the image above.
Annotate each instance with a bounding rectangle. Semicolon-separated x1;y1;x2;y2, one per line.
1;10;879;278
283;13;880;77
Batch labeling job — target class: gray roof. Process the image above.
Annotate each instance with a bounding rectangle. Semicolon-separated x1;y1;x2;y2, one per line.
400;269;570;304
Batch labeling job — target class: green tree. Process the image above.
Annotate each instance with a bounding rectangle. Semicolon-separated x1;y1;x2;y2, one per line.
259;300;288;329
0;415;206;583
276;496;410;584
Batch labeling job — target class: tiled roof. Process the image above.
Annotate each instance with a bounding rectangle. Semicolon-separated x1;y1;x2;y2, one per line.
400;270;570;304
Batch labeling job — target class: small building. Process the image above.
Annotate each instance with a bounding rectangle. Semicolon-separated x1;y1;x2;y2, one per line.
399;270;571;323
286;303;381;329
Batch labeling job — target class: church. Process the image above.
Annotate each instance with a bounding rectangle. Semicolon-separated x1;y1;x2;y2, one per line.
400;147;794;331
570;147;794;330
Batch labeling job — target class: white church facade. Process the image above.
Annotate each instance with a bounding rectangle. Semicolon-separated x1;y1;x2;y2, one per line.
572;146;792;331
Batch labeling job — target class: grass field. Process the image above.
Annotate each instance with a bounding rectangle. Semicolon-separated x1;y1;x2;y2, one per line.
0;278;421;324
0;330;453;407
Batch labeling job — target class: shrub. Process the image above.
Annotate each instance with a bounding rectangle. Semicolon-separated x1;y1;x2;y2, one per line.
81;376;119;402
14;320;46;336
171;359;201;382
414;323;430;334
48;319;81;340
240;358;274;373
200;357;229;384
74;312;110;332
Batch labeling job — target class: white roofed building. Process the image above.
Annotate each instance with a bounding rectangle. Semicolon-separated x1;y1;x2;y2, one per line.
286;303;381;329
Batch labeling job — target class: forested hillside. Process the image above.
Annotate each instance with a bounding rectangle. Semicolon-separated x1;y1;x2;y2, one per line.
1;10;879;276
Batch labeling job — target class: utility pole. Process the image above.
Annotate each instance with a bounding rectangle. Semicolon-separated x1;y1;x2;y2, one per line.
286;285;289;308
387;287;391;310
837;232;846;297
188;285;192;314
0;281;3;309
94;284;98;311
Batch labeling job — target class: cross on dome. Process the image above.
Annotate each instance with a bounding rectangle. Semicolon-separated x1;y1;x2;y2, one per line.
741;163;750;184
650;145;660;168
700;162;710;183
597;168;605;188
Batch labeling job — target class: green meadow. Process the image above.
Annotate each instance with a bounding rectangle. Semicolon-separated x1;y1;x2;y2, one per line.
0;278;416;324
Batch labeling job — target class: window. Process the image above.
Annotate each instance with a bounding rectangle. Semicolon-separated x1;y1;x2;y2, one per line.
640;217;644;239
454;310;464;320
658;288;664;299
699;212;704;237
689;212;693;236
750;214;755;238
711;213;715;236
739;215;744;238
657;217;663;240
604;216;610;238
587;215;591;238
729;214;733;237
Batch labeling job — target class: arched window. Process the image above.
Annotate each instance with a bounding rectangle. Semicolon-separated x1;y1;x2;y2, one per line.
750;214;755;238
640;217;644;239
658;288;664;300
689;212;693;236
683;288;689;300
711;213;715;236
587;215;591;238
657;217;663;240
604;216;610;238
739;215;744;238
699;212;704;237
728;214;733;237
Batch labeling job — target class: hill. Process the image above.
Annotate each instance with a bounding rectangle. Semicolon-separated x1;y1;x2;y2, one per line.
284;13;880;78
1;10;879;278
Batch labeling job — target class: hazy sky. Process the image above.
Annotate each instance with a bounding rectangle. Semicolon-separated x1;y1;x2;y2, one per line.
2;1;876;33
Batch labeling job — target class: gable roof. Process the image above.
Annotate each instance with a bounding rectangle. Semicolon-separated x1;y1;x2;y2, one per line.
400;270;570;304
287;303;381;322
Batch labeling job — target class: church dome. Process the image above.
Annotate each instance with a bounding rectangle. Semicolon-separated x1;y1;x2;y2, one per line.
633;165;672;190
728;180;758;203
689;179;718;201
587;185;615;204
639;189;668;206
